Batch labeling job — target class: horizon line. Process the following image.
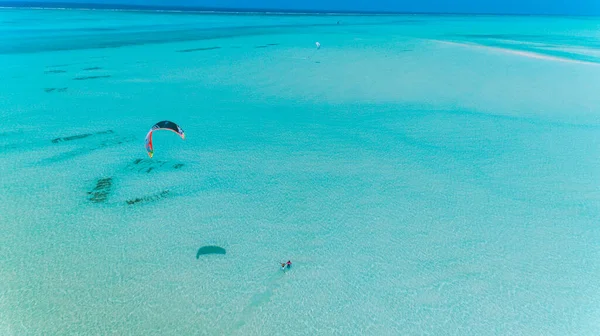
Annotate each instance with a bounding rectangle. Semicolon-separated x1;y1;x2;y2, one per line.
1;1;598;17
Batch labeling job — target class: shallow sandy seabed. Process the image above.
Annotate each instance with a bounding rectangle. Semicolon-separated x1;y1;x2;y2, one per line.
1;9;600;335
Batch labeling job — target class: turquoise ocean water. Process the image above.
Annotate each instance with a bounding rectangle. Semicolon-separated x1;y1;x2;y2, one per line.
1;7;600;335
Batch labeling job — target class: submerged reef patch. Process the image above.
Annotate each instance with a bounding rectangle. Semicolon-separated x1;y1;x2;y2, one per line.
127;158;184;173
51;130;113;143
126;190;170;205
73;75;111;81
177;47;221;53
128;158;167;173
254;43;280;48
44;87;68;93
44;69;67;74
41;134;134;164
88;177;113;203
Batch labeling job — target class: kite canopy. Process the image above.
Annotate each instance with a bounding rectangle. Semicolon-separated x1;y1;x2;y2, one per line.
145;120;185;158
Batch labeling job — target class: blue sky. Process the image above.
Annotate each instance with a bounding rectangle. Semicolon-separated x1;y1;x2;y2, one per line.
7;0;600;15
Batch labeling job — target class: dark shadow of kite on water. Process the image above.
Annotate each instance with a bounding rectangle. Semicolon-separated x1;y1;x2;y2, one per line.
196;246;226;259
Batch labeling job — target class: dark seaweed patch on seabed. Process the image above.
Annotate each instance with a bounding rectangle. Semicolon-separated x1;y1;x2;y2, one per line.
44;88;68;93
126;190;170;205
45;69;67;74
254;43;280;48
73;75;111;80
40;134;134;164
128;158;166;173
177;46;221;52
127;158;185;173
52;130;113;143
82;67;102;70
88;177;113;203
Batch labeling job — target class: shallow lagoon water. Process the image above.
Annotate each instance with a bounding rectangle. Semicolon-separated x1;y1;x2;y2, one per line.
1;8;600;335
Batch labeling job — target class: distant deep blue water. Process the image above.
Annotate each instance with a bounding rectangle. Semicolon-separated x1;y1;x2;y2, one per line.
1;6;600;335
